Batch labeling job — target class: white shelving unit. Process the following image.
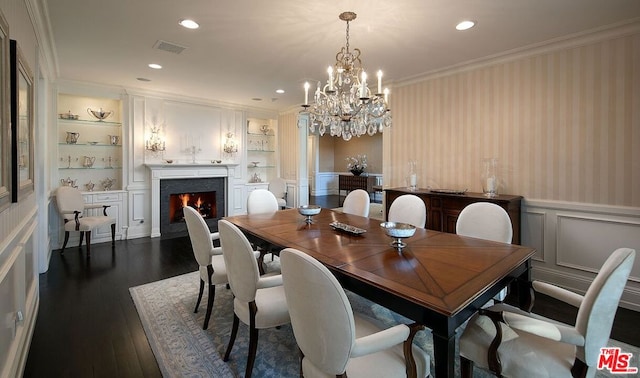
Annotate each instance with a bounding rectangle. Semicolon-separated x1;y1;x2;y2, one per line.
54;93;126;244
246;118;277;185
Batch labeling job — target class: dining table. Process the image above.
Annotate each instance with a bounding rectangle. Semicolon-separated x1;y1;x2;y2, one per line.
223;208;536;377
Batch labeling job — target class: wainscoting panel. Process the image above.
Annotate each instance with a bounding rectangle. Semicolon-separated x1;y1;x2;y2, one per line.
524;199;640;311
312;172;338;196
126;190;150;240
232;185;244;214
556;213;640;279
521;209;546;262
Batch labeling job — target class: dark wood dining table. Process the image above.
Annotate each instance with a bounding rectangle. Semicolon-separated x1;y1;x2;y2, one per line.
224;208;536;377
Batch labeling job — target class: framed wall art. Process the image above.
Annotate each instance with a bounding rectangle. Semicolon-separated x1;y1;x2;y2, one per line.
0;12;10;211
10;39;34;202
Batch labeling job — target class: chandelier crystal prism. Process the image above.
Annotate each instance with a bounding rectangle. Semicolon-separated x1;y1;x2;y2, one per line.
301;11;391;141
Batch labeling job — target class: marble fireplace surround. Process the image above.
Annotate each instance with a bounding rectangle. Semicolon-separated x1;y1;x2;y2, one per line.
146;163;238;238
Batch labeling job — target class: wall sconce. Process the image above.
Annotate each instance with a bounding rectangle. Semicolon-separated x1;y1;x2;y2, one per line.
146;127;166;153
223;132;238;154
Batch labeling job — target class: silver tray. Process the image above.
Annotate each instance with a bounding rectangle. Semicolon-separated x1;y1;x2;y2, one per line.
330;221;366;235
429;188;468;195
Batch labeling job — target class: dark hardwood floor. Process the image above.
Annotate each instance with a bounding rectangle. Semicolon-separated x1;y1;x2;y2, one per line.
24;237;198;378
24;195;639;377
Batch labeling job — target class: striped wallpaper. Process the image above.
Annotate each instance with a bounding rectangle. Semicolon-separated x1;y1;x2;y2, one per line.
278;112;299;180
388;31;639;207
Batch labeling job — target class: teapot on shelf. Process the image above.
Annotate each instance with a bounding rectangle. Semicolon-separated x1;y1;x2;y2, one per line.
60;177;77;188
87;107;113;121
83;156;96;168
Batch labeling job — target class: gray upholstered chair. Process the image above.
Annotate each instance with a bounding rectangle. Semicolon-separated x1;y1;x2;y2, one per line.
342;189;370;217
247;188;279;214
459;248;635;378
388;194;427;228
456;202;513;301
218;219;290;378
55;186;116;256
268;177;287;209
183;206;262;330
280;248;431;378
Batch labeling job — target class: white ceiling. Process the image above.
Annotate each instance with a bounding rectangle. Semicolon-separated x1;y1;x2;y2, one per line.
43;0;640;112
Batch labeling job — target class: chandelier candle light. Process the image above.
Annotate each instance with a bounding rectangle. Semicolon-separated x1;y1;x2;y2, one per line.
302;11;391;141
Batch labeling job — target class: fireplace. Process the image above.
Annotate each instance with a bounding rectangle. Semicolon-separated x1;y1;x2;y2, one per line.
147;163;237;238
160;177;225;239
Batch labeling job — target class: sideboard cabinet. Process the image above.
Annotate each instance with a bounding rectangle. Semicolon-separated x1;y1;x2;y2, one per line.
385;188;522;244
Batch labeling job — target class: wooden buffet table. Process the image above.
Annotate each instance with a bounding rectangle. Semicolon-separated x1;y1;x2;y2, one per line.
385;188;523;244
224;208;535;378
338;174;376;206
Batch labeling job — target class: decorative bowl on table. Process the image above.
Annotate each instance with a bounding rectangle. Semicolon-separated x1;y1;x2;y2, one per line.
298;205;321;223
380;221;416;250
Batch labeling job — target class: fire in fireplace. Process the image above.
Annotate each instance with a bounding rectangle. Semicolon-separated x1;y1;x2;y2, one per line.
169;191;218;223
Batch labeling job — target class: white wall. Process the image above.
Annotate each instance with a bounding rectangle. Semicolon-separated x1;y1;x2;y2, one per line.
0;1;43;376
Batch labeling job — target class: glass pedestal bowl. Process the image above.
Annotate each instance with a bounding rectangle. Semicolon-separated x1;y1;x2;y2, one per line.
298;205;321;223
380;222;416;251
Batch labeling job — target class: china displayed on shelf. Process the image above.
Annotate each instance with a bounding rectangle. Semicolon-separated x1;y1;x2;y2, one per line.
60;177;77;188
59;110;79;120
66;132;80;144
82;156;96;168
102;177;115;191
87;107;113;121
58;94;123;191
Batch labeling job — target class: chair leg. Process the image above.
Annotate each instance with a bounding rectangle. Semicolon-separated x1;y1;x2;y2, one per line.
85;231;92;257
61;231;70;254
111;223;116;246
79;232;85;247
223;314;240;362
203;283;215;330
194;279;204;313
257;250;266;275
245;301;259;378
460;356;474;378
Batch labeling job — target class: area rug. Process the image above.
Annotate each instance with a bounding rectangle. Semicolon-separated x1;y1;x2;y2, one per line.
130;271;638;377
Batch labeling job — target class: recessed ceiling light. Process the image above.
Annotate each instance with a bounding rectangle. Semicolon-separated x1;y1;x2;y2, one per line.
456;20;476;31
148;63;162;69
275;89;285;94
137;77;151;82
179;19;199;29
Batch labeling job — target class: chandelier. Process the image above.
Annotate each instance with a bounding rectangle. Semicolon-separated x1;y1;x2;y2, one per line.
301;11;391;141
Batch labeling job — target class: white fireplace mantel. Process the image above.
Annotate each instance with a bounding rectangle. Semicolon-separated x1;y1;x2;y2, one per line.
146;163;238;237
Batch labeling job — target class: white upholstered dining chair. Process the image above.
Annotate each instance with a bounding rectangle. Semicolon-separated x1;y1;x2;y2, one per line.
183;206;261;330
280;248;431;378
268;177;287;209
247;188;279;214
459;247;635;378
55;186;116;256
388;194;427;228
456;202;513;301
342;189;370;217
218;219;290;378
